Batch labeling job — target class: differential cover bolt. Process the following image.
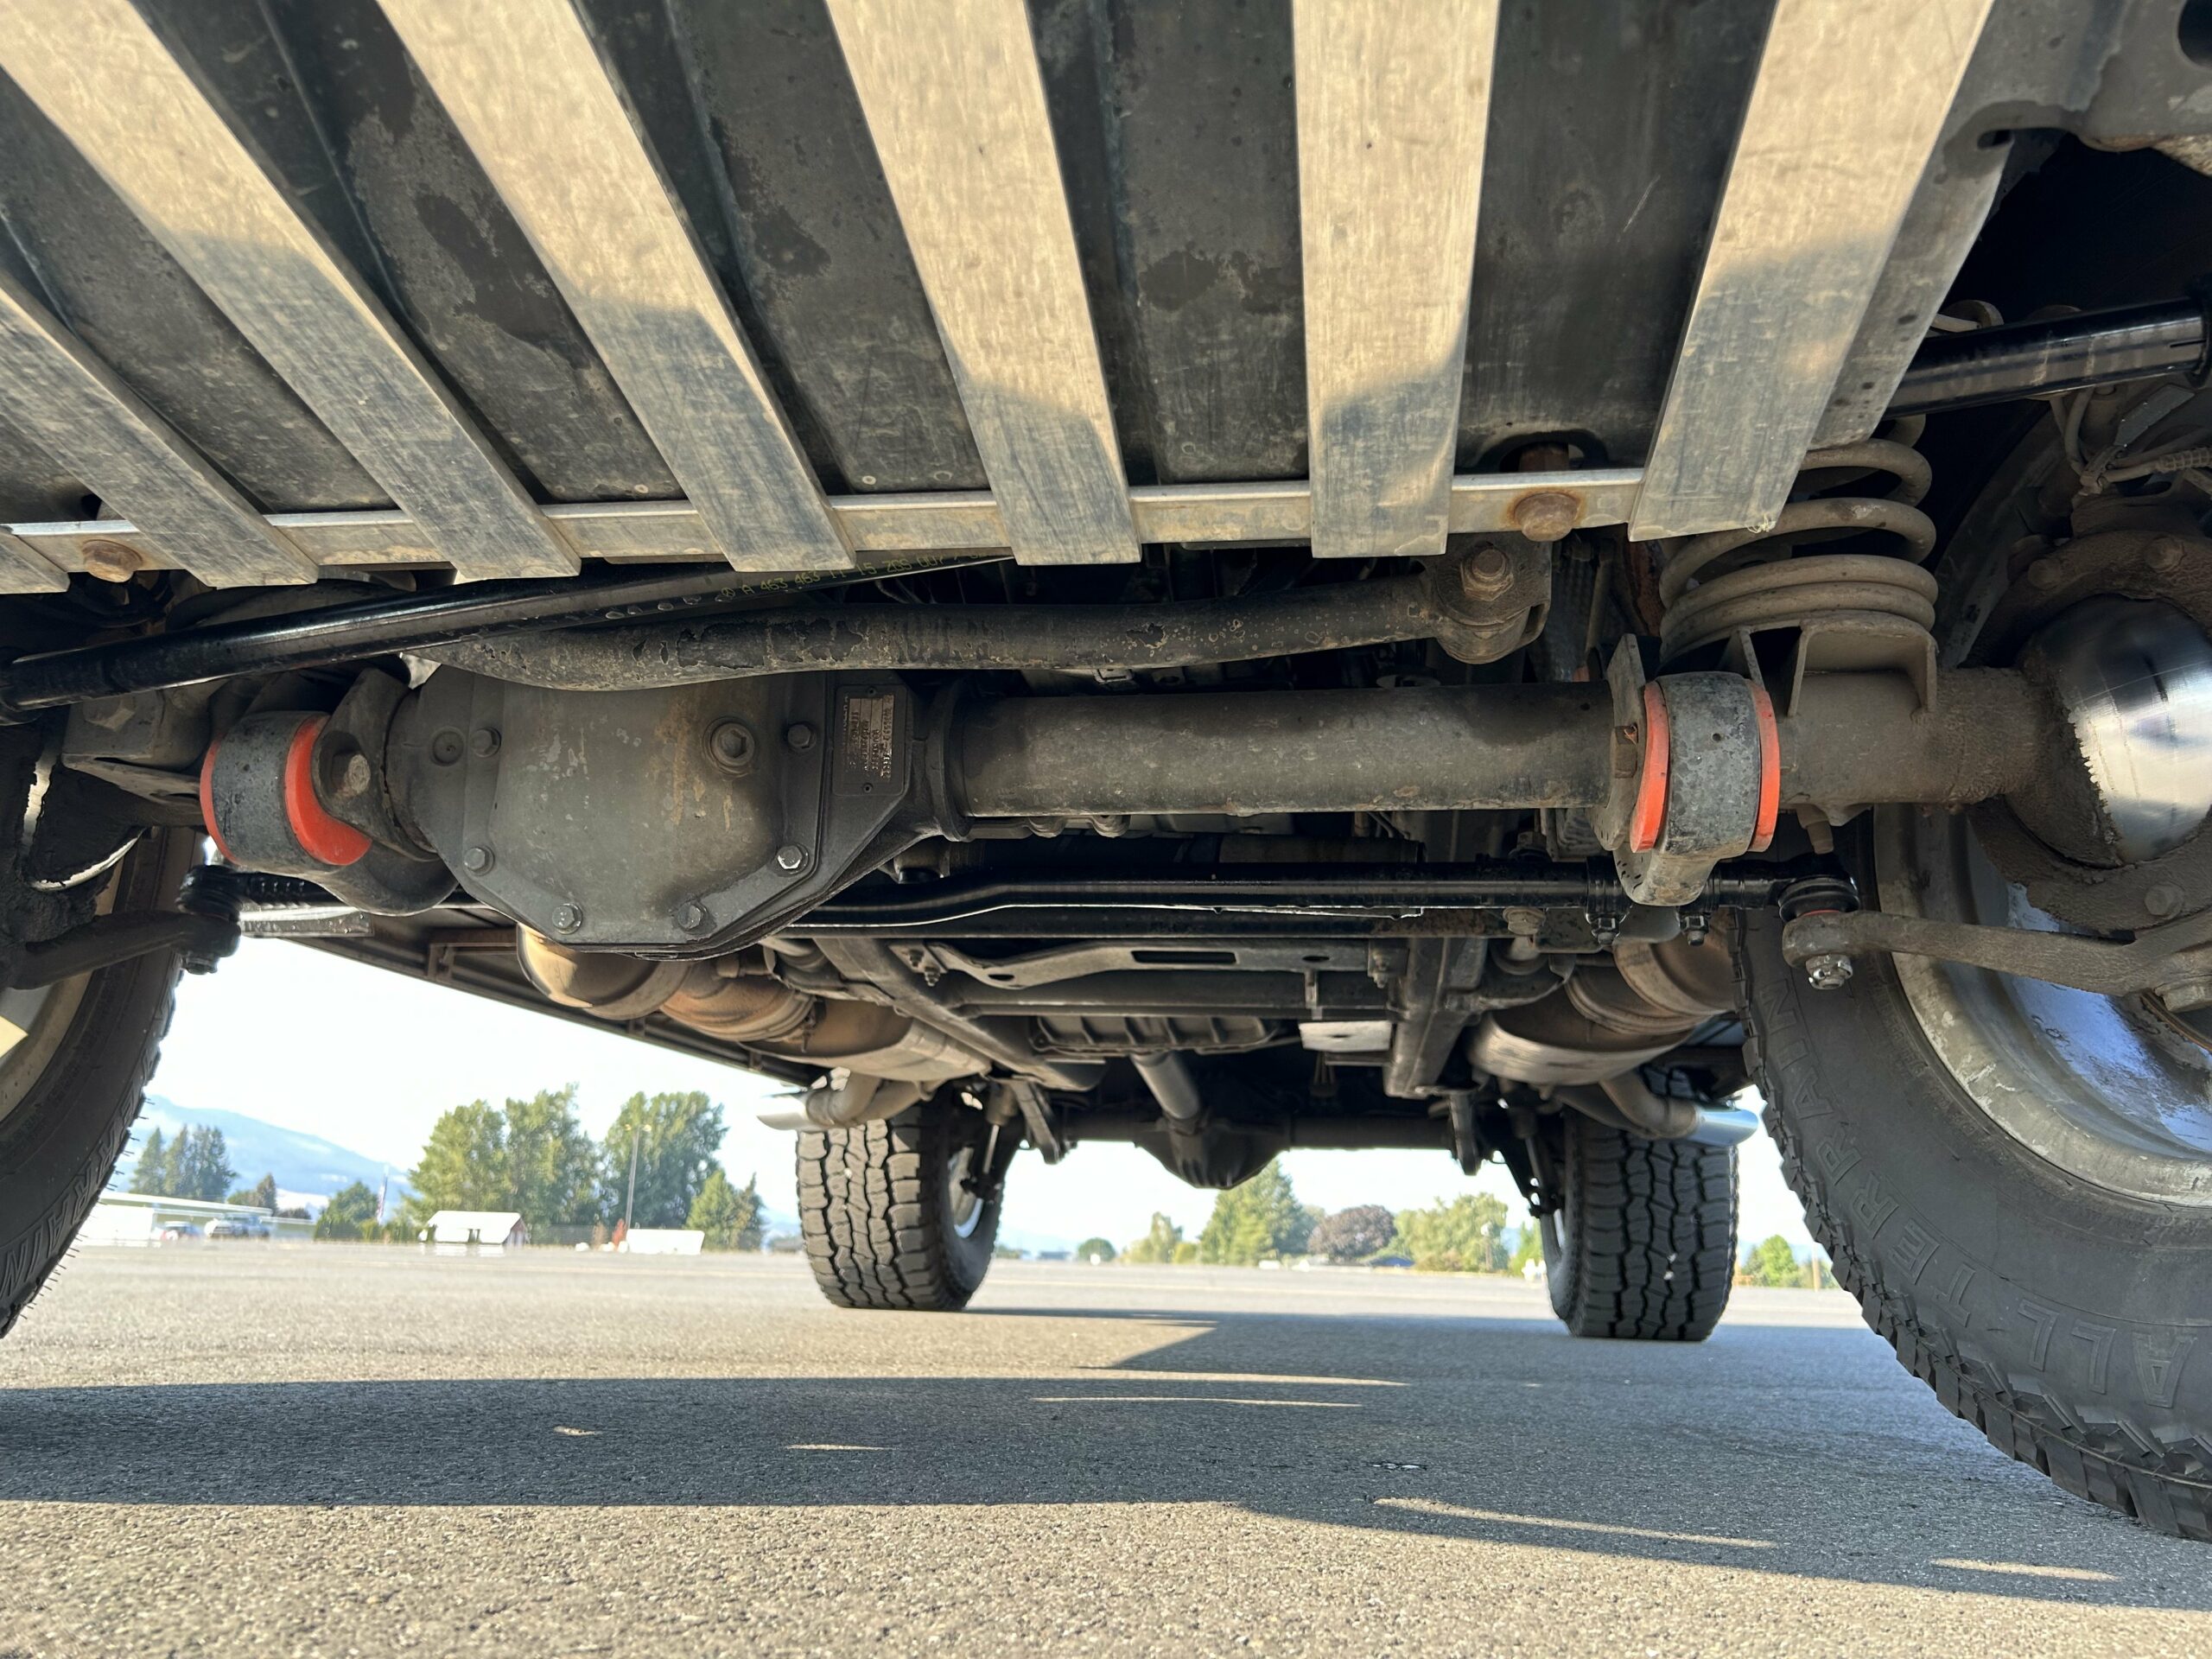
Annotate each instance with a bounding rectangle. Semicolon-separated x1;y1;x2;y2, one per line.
677;900;709;932
461;845;493;874
469;727;500;758
552;903;583;933
1803;951;1854;991
774;844;807;874
2145;882;2185;918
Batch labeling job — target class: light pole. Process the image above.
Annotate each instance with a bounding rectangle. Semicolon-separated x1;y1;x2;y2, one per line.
621;1122;642;1240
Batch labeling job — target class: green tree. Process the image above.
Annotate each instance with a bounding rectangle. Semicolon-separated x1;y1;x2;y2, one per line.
228;1173;278;1211
1122;1212;1184;1264
601;1092;727;1227
505;1086;603;1229
315;1181;380;1242
171;1126;236;1201
1308;1204;1395;1262
129;1127;172;1194
1075;1236;1116;1263
1198;1161;1314;1266
405;1100;511;1224
1741;1234;1803;1287
1172;1240;1200;1265
1392;1193;1510;1273
688;1169;765;1250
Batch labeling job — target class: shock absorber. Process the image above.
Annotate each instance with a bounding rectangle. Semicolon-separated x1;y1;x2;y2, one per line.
1656;418;1941;671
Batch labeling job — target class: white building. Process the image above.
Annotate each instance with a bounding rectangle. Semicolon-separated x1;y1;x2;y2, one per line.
79;1192;312;1245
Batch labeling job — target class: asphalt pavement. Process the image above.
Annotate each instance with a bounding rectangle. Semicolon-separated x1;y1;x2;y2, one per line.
0;1247;2205;1657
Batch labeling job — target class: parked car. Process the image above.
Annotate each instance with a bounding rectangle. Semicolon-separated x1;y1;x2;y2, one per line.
0;0;2209;1540
204;1217;270;1241
155;1224;202;1246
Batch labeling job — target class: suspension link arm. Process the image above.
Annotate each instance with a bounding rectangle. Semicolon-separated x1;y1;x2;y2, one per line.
1782;906;2212;1007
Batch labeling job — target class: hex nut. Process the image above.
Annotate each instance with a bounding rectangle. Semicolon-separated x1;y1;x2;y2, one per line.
79;538;143;582
774;844;807;874
1459;544;1515;601
1803;951;1855;991
1509;490;1580;544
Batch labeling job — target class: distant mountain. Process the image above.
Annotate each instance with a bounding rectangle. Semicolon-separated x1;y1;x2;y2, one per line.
119;1096;404;1207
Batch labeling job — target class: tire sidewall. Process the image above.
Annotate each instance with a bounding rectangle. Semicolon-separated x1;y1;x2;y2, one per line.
0;830;188;1332
1742;905;2212;1452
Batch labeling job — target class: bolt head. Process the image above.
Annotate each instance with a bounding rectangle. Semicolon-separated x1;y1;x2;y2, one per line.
2148;538;2187;575
469;727;500;758
677;900;709;932
331;750;374;801
2026;557;2066;591
461;845;492;874
774;843;807;874
2146;881;2186;919
785;721;817;753
552;903;583;933
1803;951;1854;991
1508;489;1580;544
78;538;143;582
1459;544;1515;601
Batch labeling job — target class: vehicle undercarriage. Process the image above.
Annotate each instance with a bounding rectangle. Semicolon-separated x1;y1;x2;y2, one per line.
3;0;2212;1538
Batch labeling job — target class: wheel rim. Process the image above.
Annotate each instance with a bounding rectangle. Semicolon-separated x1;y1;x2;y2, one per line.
946;1146;985;1239
1875;804;2212;1205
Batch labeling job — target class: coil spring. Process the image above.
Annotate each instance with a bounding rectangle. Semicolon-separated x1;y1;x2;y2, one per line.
1656;420;1940;666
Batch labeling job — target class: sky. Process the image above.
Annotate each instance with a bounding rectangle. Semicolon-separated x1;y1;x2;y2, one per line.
149;939;1817;1253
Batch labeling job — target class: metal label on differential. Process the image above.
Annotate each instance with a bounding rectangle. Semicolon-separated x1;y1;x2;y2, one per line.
835;689;903;797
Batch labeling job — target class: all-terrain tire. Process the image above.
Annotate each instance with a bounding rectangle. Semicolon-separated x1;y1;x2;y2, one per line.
0;834;188;1338
1540;1113;1738;1341
1741;908;2212;1539
798;1100;1001;1311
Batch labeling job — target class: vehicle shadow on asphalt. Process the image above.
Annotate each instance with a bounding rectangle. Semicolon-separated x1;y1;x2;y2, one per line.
2;1305;2203;1608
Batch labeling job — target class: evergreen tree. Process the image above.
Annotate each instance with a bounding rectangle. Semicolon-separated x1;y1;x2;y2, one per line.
170;1126;236;1201
228;1173;278;1211
315;1181;380;1241
600;1092;726;1227
1075;1236;1116;1263
505;1086;603;1229
1122;1212;1184;1263
687;1169;764;1250
130;1127;170;1194
1198;1162;1314;1265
